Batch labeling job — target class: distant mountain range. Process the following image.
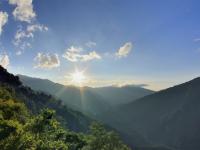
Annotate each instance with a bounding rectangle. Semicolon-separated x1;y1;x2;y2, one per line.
0;66;135;150
18;75;156;148
18;75;154;116
0;67;92;132
18;74;200;150
101;77;200;150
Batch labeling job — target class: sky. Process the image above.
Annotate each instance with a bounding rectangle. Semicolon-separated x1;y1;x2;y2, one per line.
0;0;200;90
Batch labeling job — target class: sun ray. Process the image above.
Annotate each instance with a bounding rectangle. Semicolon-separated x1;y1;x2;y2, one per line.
69;69;87;87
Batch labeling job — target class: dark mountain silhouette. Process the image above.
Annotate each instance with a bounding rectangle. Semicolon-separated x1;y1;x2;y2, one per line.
18;75;153;116
0;66;91;132
0;66;134;150
18;75;180;149
0;66;180;149
89;86;154;106
18;75;110;116
101;77;200;150
0;67;21;86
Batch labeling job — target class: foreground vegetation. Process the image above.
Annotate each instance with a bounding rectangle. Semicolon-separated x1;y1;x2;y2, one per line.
0;76;130;150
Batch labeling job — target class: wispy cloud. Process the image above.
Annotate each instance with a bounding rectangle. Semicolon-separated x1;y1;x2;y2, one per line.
85;41;96;48
34;53;60;69
63;46;101;62
14;24;48;45
13;24;48;54
8;0;36;23
115;42;133;58
14;27;33;45
0;12;8;35
0;54;9;68
194;38;200;42
8;0;48;55
27;24;48;33
68;46;83;53
62;46;82;62
81;51;101;61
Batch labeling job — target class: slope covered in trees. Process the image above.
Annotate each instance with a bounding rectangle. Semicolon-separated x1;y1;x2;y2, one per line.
0;66;131;150
0;66;91;132
18;74;175;149
0;86;130;150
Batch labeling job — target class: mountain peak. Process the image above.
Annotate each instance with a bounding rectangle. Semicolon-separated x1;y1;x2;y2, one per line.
0;65;22;86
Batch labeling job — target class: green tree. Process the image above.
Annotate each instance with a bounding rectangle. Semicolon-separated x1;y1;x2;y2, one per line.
0;85;131;150
84;122;131;150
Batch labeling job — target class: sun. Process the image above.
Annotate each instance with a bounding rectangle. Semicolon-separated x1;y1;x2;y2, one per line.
71;70;86;85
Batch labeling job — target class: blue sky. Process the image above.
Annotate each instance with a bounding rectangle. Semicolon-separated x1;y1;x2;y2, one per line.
0;0;200;90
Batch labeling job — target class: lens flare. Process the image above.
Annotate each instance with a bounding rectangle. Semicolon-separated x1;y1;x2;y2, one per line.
71;70;85;84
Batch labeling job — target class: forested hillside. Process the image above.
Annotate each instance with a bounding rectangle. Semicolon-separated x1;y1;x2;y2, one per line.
17;72;175;150
0;66;130;150
0;66;91;132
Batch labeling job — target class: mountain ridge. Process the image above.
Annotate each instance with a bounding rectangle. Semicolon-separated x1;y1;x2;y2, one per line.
0;66;92;132
18;74;154;110
100;76;200;150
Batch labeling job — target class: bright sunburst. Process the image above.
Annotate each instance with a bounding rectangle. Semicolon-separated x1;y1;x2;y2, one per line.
71;70;86;85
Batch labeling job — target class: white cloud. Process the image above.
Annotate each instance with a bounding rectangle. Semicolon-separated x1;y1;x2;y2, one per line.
0;12;8;35
7;0;48;55
14;24;48;45
13;24;48;52
9;0;36;23
0;54;9;68
34;53;60;69
63;51;80;62
115;42;132;58
27;24;48;32
81;51;101;61
85;41;96;48
62;46;82;62
68;46;82;53
63;46;101;62
14;27;33;45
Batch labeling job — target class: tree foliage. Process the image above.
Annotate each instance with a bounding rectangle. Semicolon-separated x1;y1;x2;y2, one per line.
0;85;131;150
